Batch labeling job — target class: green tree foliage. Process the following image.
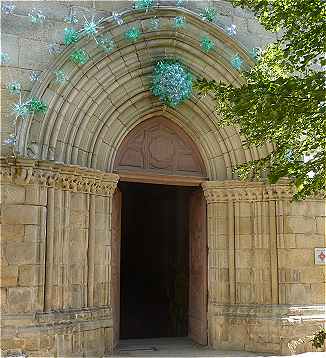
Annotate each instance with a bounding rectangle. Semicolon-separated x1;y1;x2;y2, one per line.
194;0;325;199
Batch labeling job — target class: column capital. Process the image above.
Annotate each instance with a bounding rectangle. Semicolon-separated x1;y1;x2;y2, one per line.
0;157;119;196
202;180;293;203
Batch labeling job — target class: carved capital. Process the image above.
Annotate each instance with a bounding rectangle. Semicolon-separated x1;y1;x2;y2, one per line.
0;157;119;196
202;180;265;203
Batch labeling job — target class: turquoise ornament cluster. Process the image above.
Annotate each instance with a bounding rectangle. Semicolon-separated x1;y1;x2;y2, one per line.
151;59;193;108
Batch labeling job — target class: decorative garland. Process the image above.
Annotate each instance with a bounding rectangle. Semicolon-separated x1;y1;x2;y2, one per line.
1;0;261;151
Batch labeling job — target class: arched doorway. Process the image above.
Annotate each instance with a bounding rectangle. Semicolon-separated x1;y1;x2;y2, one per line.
111;117;208;349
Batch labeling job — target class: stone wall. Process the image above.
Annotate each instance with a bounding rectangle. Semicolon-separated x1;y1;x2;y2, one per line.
1;158;118;357
203;181;326;354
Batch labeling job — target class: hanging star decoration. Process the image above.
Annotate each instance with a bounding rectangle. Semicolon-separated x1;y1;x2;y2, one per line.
134;0;155;12
3;134;16;146
227;24;237;36
200;7;217;22
7;81;21;96
230;54;243;70
124;26;141;42
81;16;104;39
54;70;68;85
28;8;46;24
200;36;215;53
151;59;193;108
173;16;186;29
0;52;10;65
2;2;16;15
30;71;41;82
112;12;124;26
149;16;160;31
97;36;115;54
64;27;79;46
70;49;90;65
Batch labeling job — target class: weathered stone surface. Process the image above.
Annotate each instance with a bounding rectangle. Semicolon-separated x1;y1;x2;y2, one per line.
1;265;18;287
2;205;43;225
1;224;25;241
5;241;41;265
8;287;32;312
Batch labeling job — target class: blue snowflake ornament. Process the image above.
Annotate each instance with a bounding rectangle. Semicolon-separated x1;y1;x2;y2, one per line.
12;103;30;119
227;24;237;36
64;13;79;24
3;134;16;146
48;43;62;55
30;71;41;82
28;8;46;24
173;16;186;29
54;70;68;85
7;81;21;95
151;59;193;108
0;52;10;65
2;2;16;15
230;54;243;70
112;12;124;26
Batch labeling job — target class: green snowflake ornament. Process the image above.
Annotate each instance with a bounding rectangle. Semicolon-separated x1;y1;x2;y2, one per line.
97;36;115;53
200;36;215;53
230;54;243;70
134;0;154;12
151;59;193;108
54;70;68;85
64;28;79;46
124;26;141;42
70;49;90;65
200;7;217;22
7;81;21;95
149;16;160;31
28;97;48;113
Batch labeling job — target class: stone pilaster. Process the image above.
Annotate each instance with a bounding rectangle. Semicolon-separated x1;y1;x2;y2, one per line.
1;158;119;357
202;180;325;354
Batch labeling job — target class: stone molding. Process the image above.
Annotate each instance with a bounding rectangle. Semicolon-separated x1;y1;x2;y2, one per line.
202;180;293;203
208;303;326;323
0;157;119;196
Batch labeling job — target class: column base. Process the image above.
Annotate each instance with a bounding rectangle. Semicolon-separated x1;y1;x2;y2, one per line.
1;307;113;357
208;304;326;355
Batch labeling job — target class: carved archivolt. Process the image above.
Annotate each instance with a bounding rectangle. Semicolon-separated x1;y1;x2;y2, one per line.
0;158;119;196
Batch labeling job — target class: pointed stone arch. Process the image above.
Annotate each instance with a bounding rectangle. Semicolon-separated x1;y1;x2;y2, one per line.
16;7;273;181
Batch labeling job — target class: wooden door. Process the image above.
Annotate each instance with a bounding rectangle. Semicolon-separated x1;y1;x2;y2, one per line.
111;189;122;350
189;190;208;345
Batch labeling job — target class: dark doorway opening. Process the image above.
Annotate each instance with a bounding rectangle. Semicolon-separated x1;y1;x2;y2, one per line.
119;182;193;339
